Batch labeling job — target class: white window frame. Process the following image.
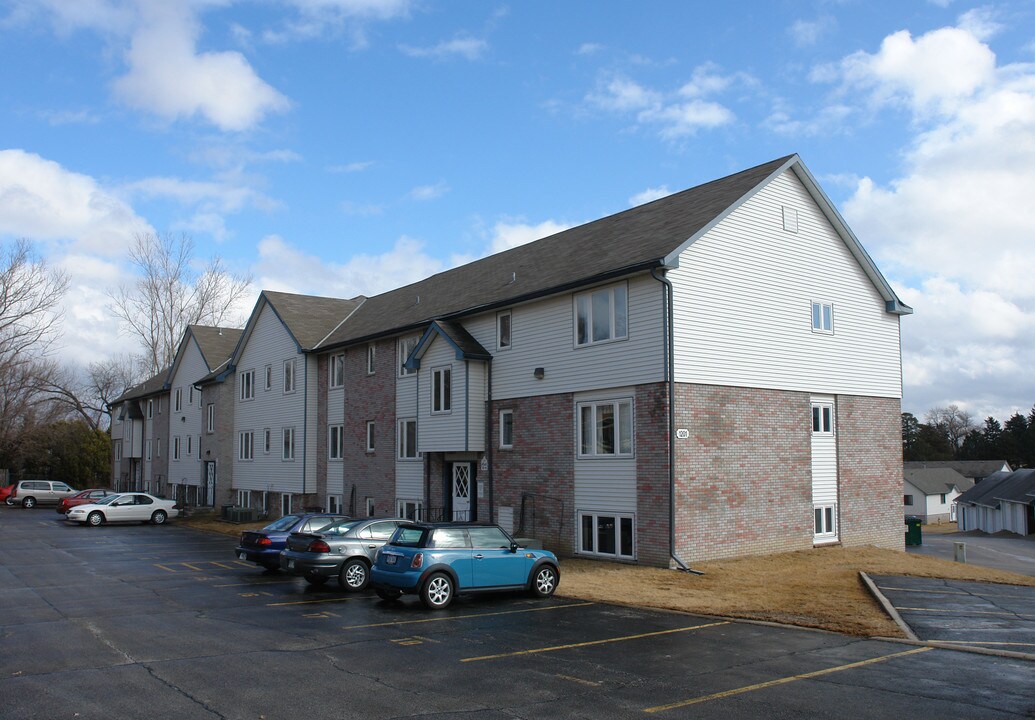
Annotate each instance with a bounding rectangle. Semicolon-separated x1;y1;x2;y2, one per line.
237;489;251;508
399;335;420;377
499;409;514;449
577;398;634;458
578;511;635;559
281;493;292;516
186;434;193;457
173;436;181;461
264;364;272;391
263;428;271;455
240;370;255;401
811;301;834;334
366;344;376;374
326;494;342;514
282;427;295;461
366;421;376;453
574;282;628;347
397;499;424;521
329;353;345;388
188;385;194;405
329;424;344;461
115;441;122;461
206;403;215;433
812;402;834;435
814;504;837;540
497;310;512;351
239;432;254;461
365;497;375;517
146;439;152;461
174;388;182;412
283;358;296;394
147;399;154;419
398;418;419;460
432;366;451;414
155;438;161;458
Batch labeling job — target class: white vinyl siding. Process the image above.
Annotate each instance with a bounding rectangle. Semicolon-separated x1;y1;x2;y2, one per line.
416;336;487;453
573;388;637;532
669;169;902;398
166;334;211;488
395;340;421;504
811;396;838;543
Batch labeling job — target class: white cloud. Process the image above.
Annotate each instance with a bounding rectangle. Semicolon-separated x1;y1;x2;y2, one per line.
487;219;572;254
0;149;151;254
587;75;660;112
835;21;1035;415
340;200;385;216
327;160;375;173
261;0;412;46
576;42;603;55
629;186;672;206
410;181;450;201
957;7;1002;40
789;17;836;48
399;36;488;61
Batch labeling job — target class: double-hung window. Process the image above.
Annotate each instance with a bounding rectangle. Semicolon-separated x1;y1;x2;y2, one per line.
811;301;833;334
432;366;451;413
328;425;344;460
578;398;633;457
575;283;628;346
399;336;419;376
499;409;514;449
174;388;182;412
497;311;512;350
398;418;419;460
239;432;254;461
282;427;295;461
329;353;345;388
283;359;296;394
366;344;376;374
206;403;215;433
240;370;255;401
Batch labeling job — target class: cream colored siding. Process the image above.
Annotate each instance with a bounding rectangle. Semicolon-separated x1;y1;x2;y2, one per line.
395;362;420;501
169;337;208;486
233;303;309;494
463;274;664;401
670;169;902;398
416;337;486;453
573;388;637;515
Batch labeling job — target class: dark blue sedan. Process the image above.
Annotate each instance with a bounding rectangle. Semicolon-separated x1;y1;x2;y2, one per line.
234;513;349;570
370;523;560;609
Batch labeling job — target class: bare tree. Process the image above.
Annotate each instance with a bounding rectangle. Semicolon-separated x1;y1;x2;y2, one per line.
109;232;251;374
44;355;139;432
924;404;977;457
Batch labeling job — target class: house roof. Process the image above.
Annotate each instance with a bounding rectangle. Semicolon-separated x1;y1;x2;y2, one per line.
904;467;973;496
189;325;243;373
408;320;493;371
316;154;910;350
112;368;170;404
954;471;1012;509
991;469;1035;505
903;460;1011;480
261;290;365;351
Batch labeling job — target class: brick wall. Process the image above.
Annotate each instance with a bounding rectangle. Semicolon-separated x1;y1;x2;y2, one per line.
343;339;396;517
635;383;671;566
201;379;237;508
836;395;904;551
673;384;814;564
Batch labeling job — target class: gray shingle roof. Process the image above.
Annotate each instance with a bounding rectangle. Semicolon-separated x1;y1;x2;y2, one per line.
189;325;243;373
991;469;1035;504
262;290;364;350
955;471;1012;509
317;155;799;348
112;368;170;404
904;467;973;495
903;460;1011;480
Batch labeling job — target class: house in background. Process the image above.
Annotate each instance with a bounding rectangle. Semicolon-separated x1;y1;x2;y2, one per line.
903;460;1011;485
110;371;169;495
955;468;1035;535
903;466;972;523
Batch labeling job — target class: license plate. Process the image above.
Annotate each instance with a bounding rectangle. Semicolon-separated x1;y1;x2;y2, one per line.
385;555;397;565
238;553;246;561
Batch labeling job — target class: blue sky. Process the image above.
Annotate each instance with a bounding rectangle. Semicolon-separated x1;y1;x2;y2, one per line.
2;0;1034;421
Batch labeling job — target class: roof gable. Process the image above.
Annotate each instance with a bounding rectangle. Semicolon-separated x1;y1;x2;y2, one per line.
407;320;492;371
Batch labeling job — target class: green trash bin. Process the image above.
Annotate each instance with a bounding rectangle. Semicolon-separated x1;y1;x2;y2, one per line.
904;516;922;546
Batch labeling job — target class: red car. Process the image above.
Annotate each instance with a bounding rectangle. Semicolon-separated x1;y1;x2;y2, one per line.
0;485;13;505
57;488;116;514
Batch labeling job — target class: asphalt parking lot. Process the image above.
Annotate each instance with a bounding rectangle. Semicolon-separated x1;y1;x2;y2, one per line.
1;508;1033;719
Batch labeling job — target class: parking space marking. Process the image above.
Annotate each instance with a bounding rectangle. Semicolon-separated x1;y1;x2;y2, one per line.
898;606;1035;620
391;636;437;646
933;640;1035;649
557;674;601;687
268;596;365;607
642;647;932;713
878;585;1032;601
461;620;729;663
213;580;296;588
303;611;341;619
155;564;178;573
341;601;595;630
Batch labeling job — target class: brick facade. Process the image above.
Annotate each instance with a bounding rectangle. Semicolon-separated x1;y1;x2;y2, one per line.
342;340;397;517
202;380;237;508
635;383;671;566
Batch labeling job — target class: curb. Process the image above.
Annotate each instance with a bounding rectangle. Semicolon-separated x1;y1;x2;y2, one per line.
859;571;918;641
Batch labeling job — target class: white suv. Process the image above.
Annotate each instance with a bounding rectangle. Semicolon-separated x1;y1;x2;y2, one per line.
8;480;76;508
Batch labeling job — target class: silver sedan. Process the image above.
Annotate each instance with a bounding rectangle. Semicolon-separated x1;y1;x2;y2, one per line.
65;492;179;526
280;517;406;590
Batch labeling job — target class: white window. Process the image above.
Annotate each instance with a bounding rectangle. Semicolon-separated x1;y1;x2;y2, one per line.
811;301;833;334
329;424;344;460
500;409;514;449
174;388;182;412
281;493;292;516
497;311;512;350
206;403;215;433
188;386;194;405
329;353;345;388
399;335;420;376
263;428;271;454
579;512;634;558
783;206;798;233
814;504;837;539
366;421;376;452
239;431;254;461
282;427;295;461
173;436;181;460
578;398;633;457
115;441;122;461
366;344;376;374
157;397;162;414
326;494;342;514
186;435;193;456
146;439;152;461
575;283;628;347
240;370;255;401
155;438;161;458
264;364;272;391
398;418;419;459
365;497;375;517
237;489;252;508
812;403;833;434
283;358;296;394
432;366;451;413
397;499;424;521
147;399;153;419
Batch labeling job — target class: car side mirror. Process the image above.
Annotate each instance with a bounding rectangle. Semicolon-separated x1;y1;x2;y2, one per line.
510;542;519;553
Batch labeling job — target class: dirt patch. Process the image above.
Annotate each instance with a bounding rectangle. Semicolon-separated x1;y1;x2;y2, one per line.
179;516;1034;638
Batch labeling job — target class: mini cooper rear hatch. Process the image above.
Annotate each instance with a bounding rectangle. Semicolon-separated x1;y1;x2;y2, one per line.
370;523;559;609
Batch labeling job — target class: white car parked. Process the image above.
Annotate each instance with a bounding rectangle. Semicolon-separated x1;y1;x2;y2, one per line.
65;492;179;526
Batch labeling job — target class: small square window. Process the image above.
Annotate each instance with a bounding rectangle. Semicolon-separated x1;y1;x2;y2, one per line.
783;206;798;233
500;409;513;449
497;311;512;351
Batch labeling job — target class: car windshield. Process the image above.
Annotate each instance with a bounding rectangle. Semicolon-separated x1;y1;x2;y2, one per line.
264;515;303;532
320;519;361;535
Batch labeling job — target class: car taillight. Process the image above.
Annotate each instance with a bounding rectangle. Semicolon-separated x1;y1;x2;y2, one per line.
411;553;423;569
257;537;273;547
308;540;331;553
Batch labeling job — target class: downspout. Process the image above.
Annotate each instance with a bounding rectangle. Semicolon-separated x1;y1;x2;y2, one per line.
486;360;494;525
302;355;308;497
650;266;701;575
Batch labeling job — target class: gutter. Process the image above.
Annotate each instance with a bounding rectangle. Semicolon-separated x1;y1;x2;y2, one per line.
651;266;702;575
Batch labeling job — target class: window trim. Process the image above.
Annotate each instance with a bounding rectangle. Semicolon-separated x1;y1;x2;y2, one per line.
574;282;629;348
366;421;376;453
497;310;512;351
814;503;837;540
174;388;182;412
240;370;255;401
399;335;419;377
147;399;154;419
578;511;635;559
206;403;215;433
366;344;376;375
811;402;834;435
239;432;254;461
329;353;345;389
811;301;834;334
263;428;271;455
283;358;296;394
398;418;419;460
282;427;295;461
328;424;344;461
432;365;452;414
577;397;634;458
499;409;514;449
173;436;181;461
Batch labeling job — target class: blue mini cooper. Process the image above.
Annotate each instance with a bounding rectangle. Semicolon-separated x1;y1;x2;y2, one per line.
370;523;560;609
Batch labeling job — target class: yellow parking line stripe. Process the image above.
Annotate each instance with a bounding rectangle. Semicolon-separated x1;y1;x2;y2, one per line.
929;640;1035;648
213;580;296;588
557;674;601;687
643;647;932;713
268;596;364;607
461;621;728;663
898;607;1035;619
155;564;178;573
209;562;235;569
181;563;204;571
342;602;595;630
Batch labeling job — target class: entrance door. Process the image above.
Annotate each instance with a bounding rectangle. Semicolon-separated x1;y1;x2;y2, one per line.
451;463;471;521
204;462;216;507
